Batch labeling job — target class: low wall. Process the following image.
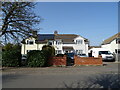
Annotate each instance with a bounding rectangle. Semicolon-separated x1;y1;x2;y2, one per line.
48;56;66;66
74;55;103;66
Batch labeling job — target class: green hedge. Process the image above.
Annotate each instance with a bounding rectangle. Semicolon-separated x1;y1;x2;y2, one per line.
27;50;46;67
42;45;55;66
2;49;21;67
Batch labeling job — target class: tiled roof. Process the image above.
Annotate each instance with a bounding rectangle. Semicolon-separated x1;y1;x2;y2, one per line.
55;34;78;43
62;46;74;50
21;33;88;44
102;32;120;45
36;34;88;43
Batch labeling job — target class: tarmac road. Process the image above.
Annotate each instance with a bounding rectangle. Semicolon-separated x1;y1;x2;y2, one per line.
2;62;119;88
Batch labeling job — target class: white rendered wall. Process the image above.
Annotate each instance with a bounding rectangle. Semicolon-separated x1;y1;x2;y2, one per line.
101;39;120;53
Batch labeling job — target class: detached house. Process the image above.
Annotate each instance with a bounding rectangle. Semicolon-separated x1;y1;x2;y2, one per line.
101;32;120;54
21;31;89;56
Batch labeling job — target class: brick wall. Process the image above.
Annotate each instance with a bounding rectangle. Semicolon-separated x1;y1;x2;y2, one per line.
48;55;66;66
74;55;103;66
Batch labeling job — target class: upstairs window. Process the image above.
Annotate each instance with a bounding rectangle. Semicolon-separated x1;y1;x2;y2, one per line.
116;38;120;44
48;41;53;45
55;41;61;45
27;40;34;45
76;40;83;44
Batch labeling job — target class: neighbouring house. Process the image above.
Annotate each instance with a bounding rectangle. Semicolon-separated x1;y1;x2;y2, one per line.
101;32;120;54
21;31;89;56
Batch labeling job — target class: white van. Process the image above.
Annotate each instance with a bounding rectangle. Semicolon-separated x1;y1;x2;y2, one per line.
88;48;114;61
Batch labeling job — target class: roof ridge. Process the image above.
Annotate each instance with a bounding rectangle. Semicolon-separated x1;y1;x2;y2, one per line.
102;32;120;45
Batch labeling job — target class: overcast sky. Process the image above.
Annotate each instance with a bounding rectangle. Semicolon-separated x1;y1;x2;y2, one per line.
34;2;118;46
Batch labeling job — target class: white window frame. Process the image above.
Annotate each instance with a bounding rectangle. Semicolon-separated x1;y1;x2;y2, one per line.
55;40;61;45
27;40;34;45
76;40;83;44
76;50;83;54
48;41;53;45
55;50;62;54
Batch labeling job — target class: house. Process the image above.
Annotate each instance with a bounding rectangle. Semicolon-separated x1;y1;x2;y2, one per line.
21;31;89;56
88;46;101;50
101;32;120;54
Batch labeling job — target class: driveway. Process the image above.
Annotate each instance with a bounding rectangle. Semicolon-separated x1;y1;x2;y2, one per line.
2;62;119;88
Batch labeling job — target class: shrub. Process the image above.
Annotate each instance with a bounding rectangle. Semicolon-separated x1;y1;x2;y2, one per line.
42;45;55;57
27;50;46;67
2;49;21;67
42;45;55;66
2;43;13;51
2;43;21;67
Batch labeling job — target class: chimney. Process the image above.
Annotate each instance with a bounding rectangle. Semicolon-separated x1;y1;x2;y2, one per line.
54;30;58;35
32;31;37;37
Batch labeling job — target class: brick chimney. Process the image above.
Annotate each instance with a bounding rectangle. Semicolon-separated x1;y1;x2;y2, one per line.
32;31;37;37
54;30;58;35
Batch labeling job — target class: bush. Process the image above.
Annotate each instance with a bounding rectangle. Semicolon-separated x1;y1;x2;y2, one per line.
2;43;21;67
27;50;46;67
2;49;21;67
42;45;55;57
42;45;55;66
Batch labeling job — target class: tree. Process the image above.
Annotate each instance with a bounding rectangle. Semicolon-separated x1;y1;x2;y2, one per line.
42;45;55;57
1;2;41;43
2;43;13;51
42;45;55;66
2;43;22;67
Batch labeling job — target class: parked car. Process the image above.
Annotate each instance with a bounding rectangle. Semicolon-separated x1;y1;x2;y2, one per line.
56;54;64;57
65;53;75;63
65;53;74;59
22;55;27;61
78;54;87;57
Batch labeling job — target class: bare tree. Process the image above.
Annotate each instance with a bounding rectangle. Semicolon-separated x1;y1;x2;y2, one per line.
1;2;41;43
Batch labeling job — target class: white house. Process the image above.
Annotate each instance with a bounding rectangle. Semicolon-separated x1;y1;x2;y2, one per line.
101;32;120;54
21;31;89;56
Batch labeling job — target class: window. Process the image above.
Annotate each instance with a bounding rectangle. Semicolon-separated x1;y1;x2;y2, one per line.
48;41;53;45
55;41;61;45
76;40;83;44
116;38;120;44
115;49;120;54
27;40;34;45
76;50;83;54
55;50;62;54
99;51;111;55
27;50;32;53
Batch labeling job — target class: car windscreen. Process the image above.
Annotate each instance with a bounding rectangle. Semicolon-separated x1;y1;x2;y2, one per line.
99;51;111;55
67;53;74;56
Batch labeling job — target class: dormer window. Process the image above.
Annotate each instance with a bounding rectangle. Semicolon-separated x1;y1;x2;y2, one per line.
27;40;34;45
56;41;61;45
76;40;83;44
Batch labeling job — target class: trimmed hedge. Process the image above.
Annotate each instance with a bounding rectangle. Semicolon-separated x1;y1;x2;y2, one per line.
42;45;55;57
2;49;21;67
42;45;55;66
27;50;46;67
